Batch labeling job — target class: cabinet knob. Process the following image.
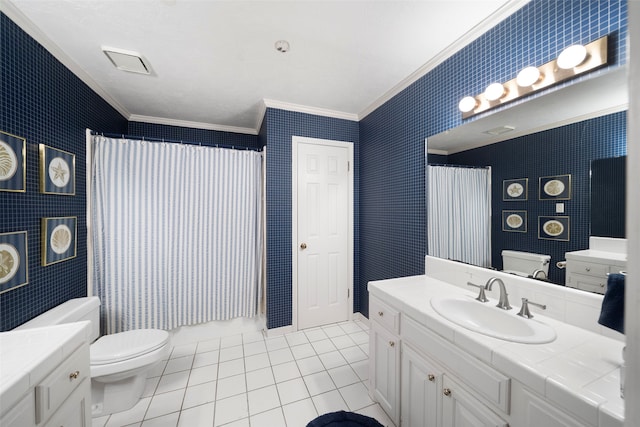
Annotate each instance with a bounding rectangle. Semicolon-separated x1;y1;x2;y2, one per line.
427;374;435;382
300;243;307;250
600;283;605;287
443;388;451;397
585;267;591;272
69;370;80;380
389;341;395;347
378;311;384;317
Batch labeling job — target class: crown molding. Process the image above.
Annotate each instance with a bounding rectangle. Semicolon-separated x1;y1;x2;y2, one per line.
427;149;449;156
359;0;531;120
263;99;359;122
1;0;130;120
255;100;268;134
129;115;258;135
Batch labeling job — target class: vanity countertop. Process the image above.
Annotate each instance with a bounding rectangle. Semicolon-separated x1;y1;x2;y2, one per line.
565;249;627;264
0;321;91;415
368;274;624;427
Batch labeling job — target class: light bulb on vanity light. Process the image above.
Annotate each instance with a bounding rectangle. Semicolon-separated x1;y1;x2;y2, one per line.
556;44;588;69
484;82;506;101
458;96;477;113
516;66;543;87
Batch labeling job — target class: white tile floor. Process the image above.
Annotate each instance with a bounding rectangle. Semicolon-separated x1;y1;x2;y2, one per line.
92;320;394;427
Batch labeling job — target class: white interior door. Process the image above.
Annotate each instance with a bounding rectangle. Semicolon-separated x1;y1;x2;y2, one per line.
296;139;351;330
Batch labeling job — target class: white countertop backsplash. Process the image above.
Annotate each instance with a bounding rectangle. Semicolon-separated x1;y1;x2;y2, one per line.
368;266;624;427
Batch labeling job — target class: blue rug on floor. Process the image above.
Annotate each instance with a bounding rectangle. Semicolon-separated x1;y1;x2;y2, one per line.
306;411;384;427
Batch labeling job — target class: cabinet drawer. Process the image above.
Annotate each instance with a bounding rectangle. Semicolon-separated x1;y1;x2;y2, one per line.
370;297;400;334
566;260;608;278
566;273;606;294
403;316;510;413
36;344;89;424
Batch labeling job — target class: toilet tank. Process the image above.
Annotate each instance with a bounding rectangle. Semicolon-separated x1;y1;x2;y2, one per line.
15;297;101;342
501;250;551;277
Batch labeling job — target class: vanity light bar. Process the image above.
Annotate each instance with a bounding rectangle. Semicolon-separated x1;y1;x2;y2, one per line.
459;35;608;119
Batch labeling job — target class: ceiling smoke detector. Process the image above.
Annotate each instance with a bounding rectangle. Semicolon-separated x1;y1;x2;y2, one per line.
275;40;290;53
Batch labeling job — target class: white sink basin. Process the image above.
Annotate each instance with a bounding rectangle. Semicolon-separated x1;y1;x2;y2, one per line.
430;297;556;344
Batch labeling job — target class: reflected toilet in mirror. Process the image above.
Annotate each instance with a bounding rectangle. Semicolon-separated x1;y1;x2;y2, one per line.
501;250;550;280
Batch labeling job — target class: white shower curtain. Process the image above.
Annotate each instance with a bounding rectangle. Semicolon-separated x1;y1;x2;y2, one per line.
90;136;263;333
427;165;491;267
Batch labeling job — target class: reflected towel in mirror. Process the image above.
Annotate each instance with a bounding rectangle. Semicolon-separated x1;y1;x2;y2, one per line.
598;273;625;334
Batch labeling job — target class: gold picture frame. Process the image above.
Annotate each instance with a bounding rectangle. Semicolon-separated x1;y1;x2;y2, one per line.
41;217;77;266
0;131;26;192
39;144;76;195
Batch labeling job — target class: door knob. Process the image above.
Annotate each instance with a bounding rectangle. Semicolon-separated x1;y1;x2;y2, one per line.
300;243;307;249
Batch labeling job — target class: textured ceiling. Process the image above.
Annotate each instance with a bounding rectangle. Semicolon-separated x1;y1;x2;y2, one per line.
4;0;520;133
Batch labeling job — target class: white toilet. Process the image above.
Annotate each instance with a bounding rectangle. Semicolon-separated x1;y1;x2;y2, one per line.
501;250;551;278
16;296;170;417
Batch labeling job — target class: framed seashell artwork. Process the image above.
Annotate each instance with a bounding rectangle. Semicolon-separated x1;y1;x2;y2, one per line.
0;131;26;192
41;217;77;266
538;216;570;241
39;144;75;195
0;231;29;294
502;210;527;233
539;174;571;200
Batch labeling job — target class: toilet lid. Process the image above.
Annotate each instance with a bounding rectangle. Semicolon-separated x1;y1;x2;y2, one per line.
91;329;169;365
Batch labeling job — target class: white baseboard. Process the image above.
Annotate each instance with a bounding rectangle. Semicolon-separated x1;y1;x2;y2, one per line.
352;312;369;326
170;316;266;346
265;324;295;337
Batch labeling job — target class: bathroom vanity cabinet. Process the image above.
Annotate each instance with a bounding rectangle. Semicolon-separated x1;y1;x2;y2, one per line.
371;295;509;427
565;251;626;294
0;323;92;427
368;275;623;427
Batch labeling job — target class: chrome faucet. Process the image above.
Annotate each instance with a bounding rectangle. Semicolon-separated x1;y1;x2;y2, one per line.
531;269;547;280
517;298;547;319
484;277;511;310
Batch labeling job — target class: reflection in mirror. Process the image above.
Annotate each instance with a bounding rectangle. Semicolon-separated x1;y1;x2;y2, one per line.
591;156;626;238
426;70;627;291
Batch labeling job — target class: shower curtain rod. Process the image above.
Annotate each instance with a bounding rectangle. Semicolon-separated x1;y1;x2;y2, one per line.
91;131;262;152
429;163;490;169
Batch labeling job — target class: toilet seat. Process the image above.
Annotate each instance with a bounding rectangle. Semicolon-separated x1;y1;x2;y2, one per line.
91;329;169;365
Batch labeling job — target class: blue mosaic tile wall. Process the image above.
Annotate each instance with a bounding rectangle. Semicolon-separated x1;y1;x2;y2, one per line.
449;111;626;285
0;13;128;331
358;0;626;317
263;108;359;329
128;122;260;150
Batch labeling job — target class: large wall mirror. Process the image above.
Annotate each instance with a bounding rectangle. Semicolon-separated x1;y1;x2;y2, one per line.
426;67;628;289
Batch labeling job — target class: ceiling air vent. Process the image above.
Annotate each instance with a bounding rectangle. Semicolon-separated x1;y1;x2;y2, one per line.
102;47;152;75
483;125;515;136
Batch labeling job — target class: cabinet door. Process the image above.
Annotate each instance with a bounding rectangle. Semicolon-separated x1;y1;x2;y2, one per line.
401;345;442;427
369;321;400;425
44;378;91;427
0;392;36;427
441;376;508;427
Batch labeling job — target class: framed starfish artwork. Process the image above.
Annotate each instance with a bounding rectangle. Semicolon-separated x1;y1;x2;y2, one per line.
39;144;75;195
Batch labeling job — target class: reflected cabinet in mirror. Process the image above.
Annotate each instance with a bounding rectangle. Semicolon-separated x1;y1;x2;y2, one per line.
426;70;627;291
